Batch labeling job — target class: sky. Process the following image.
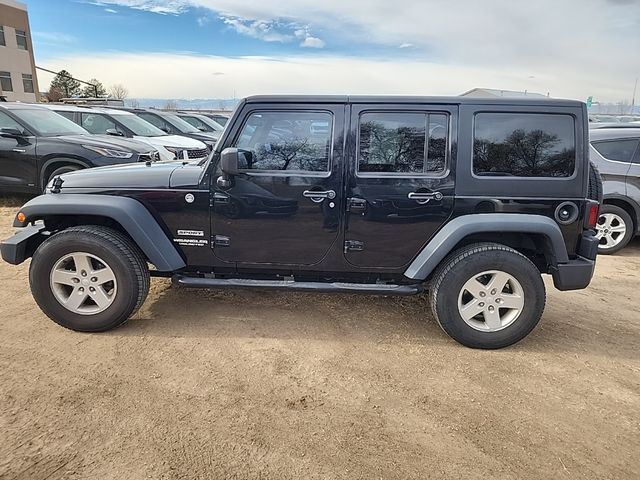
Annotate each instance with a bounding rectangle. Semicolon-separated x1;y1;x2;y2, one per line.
25;0;640;102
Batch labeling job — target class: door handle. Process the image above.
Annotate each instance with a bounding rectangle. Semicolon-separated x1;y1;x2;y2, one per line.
12;148;26;153
303;189;336;203
407;191;443;204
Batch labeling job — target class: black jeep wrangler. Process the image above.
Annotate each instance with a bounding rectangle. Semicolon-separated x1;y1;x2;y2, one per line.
1;96;601;349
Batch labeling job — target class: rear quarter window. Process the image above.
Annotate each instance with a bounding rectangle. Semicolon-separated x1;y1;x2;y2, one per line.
592;139;639;163
473;113;576;177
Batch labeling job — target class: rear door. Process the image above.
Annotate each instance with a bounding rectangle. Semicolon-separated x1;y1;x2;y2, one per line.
211;103;344;266
344;104;457;268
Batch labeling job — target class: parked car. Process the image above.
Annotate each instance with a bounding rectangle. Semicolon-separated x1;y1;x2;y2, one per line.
0;102;160;193
1;95;600;349
589;126;640;253
112;107;220;146
199;112;230;126
42;104;209;162
176;112;225;135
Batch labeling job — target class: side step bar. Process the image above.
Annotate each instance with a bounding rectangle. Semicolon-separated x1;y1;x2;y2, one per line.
172;275;422;296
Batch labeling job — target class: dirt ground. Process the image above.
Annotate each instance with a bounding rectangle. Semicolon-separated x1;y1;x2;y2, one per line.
0;196;638;480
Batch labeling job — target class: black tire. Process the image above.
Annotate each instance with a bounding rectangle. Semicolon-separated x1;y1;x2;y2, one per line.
45;165;80;191
596;204;634;255
29;226;150;332
429;242;546;349
588;161;603;204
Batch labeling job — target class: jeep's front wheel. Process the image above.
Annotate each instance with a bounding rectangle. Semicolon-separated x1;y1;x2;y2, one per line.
30;226;150;332
430;243;546;349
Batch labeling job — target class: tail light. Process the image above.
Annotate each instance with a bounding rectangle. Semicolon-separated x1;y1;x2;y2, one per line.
585;201;600;229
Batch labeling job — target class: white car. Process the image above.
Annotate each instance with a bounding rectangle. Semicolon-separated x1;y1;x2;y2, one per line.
41;104;210;162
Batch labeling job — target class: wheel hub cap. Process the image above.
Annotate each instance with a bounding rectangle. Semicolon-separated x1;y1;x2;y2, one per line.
595;213;626;249
457;270;525;332
50;252;117;315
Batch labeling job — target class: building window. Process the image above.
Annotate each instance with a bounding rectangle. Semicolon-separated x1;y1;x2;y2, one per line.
22;74;34;94
16;29;27;50
473;112;576;177
0;26;6;47
0;71;13;92
358;112;448;175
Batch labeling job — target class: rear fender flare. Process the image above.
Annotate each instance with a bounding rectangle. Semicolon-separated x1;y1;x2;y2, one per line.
404;214;570;280
14;194;186;272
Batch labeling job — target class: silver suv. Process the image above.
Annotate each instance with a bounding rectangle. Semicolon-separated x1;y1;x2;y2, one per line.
589;126;640;253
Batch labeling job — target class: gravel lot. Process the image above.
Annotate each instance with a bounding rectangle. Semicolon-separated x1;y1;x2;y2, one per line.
0;195;638;479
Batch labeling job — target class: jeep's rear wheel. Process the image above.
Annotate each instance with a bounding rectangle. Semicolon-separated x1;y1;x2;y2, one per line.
595;205;633;254
430;243;546;349
30;226;150;332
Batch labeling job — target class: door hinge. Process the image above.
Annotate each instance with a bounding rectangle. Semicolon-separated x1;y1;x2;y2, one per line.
211;191;230;207
347;197;367;213
213;235;230;247
344;240;364;253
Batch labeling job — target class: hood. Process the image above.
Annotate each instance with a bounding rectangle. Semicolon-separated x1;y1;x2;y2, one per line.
54;160;206;190
55;161;183;190
133;134;207;149
184;131;220;142
54;134;155;154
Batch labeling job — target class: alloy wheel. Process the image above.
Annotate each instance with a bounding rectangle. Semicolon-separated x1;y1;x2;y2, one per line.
457;270;525;332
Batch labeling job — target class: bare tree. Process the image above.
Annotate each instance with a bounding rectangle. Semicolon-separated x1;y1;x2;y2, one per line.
126;98;140;108
163;100;178;111
108;84;129;100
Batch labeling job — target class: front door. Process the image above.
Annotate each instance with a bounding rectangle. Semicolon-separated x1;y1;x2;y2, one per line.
211;104;344;266
0;111;37;190
344;104;457;268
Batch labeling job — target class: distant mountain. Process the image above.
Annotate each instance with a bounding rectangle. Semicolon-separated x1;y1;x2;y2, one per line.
128;98;239;111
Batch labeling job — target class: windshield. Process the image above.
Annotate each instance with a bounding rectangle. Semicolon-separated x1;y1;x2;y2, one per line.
192;115;224;132
13;109;88;136
115;114;167;137
162;113;201;133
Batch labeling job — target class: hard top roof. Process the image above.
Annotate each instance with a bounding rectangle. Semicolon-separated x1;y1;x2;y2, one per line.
243;95;584;107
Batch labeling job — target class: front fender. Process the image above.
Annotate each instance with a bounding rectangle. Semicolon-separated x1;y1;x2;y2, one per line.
404;214;570;281
11;194;186;272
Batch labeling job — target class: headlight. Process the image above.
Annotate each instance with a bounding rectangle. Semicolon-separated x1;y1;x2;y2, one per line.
164;146;183;159
82;145;133;159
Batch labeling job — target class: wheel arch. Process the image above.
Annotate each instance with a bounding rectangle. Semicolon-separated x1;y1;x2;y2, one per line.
40;157;90;190
404;214;569;281
13;194;186;272
602;195;639;234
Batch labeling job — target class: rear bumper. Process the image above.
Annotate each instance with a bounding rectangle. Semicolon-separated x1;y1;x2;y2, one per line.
0;224;45;265
551;232;599;291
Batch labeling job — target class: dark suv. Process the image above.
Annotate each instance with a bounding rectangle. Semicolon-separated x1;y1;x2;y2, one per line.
1;96;600;349
0;103;159;193
589;126;640;253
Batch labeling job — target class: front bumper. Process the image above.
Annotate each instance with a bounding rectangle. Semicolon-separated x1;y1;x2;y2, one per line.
0;224;45;265
551;232;599;291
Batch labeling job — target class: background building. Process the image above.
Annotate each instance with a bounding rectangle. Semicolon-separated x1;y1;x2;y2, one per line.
0;0;39;102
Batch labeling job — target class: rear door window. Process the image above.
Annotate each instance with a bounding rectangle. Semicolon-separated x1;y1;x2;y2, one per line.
357;112;448;175
473;113;576;177
592;139;639;163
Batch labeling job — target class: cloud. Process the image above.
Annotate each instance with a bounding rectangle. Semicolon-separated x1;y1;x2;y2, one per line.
196;15;210;26
104;8;118;13
220;16;294;42
398;43;413;49
77;0;640;100
300;36;325;48
37;51;630;102
32;31;78;44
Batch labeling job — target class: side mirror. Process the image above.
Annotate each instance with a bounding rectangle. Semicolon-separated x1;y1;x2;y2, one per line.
197;126;207;132
160;126;171;134
105;128;124;136
0;127;25;138
220;147;239;175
